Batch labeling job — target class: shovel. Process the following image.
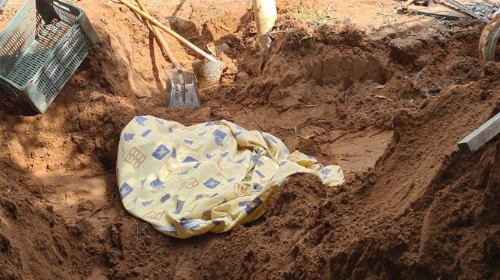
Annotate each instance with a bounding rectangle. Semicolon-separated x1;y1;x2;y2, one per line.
135;0;199;109
118;0;224;96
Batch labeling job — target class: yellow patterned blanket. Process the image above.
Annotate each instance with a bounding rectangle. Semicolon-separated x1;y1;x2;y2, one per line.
116;116;344;239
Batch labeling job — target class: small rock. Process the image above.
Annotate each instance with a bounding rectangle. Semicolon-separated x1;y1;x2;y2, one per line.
77;199;96;216
31;147;47;159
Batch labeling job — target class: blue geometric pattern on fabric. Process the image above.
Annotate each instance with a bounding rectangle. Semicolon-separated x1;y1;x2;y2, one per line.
212;219;221;225
124;133;135;141
234;131;243;137
134;116;147;126
194;163;201;169
238;201;251;207
321;168;331;176
255;170;265;179
214;138;223;147
178;170;188;176
198;131;207;136
172;148;177;159
202;210;210;218
140;177;147;186
152;144;170;160
244;196;263;215
213;129;227;147
257;160;264;167
142;200;153;206
173;200;185;214
220;152;229;158
210;193;219;198
150;178;165;189
141;129;152;137
206;153;215;159
250;154;259;163
236;158;246;164
227;178;236;183
119;183;133;200
155;119;164;125
253;184;263;192
195;194;203;200
168;127;173;133
265;135;278;144
180;219;203;229
204;178;221;189
160;193;171;203
184;140;194;145
205;121;221;126
182;156;198;163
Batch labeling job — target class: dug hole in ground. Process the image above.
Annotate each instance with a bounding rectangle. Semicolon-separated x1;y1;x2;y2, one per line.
1;0;500;279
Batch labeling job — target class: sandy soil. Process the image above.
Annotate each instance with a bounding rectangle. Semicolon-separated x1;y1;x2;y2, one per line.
1;0;500;279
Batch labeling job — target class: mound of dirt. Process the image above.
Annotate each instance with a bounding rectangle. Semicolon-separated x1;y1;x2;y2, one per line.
1;0;499;279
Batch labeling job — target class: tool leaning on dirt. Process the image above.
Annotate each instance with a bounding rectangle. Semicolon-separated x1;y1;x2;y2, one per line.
135;0;200;109
116;116;345;239
117;0;224;93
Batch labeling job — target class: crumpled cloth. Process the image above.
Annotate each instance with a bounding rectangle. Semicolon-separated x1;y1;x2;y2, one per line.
116;116;344;239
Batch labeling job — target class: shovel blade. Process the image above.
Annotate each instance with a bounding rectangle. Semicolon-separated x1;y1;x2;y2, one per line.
165;68;200;109
192;60;224;89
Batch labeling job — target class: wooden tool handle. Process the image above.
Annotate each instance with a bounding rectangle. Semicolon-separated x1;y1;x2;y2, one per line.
252;0;277;50
118;0;220;63
135;0;180;68
401;0;415;9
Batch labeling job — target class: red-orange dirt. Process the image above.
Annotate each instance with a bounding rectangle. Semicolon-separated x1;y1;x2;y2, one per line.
1;0;499;279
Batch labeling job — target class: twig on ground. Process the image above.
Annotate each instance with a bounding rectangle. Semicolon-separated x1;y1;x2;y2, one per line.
243;107;265;131
89;207;103;217
126;216;146;248
290;126;315;140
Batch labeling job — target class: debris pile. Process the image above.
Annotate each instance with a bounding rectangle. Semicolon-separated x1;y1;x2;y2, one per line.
466;1;500;19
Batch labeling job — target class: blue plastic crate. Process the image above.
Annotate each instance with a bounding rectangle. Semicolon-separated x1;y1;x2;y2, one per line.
0;0;98;113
